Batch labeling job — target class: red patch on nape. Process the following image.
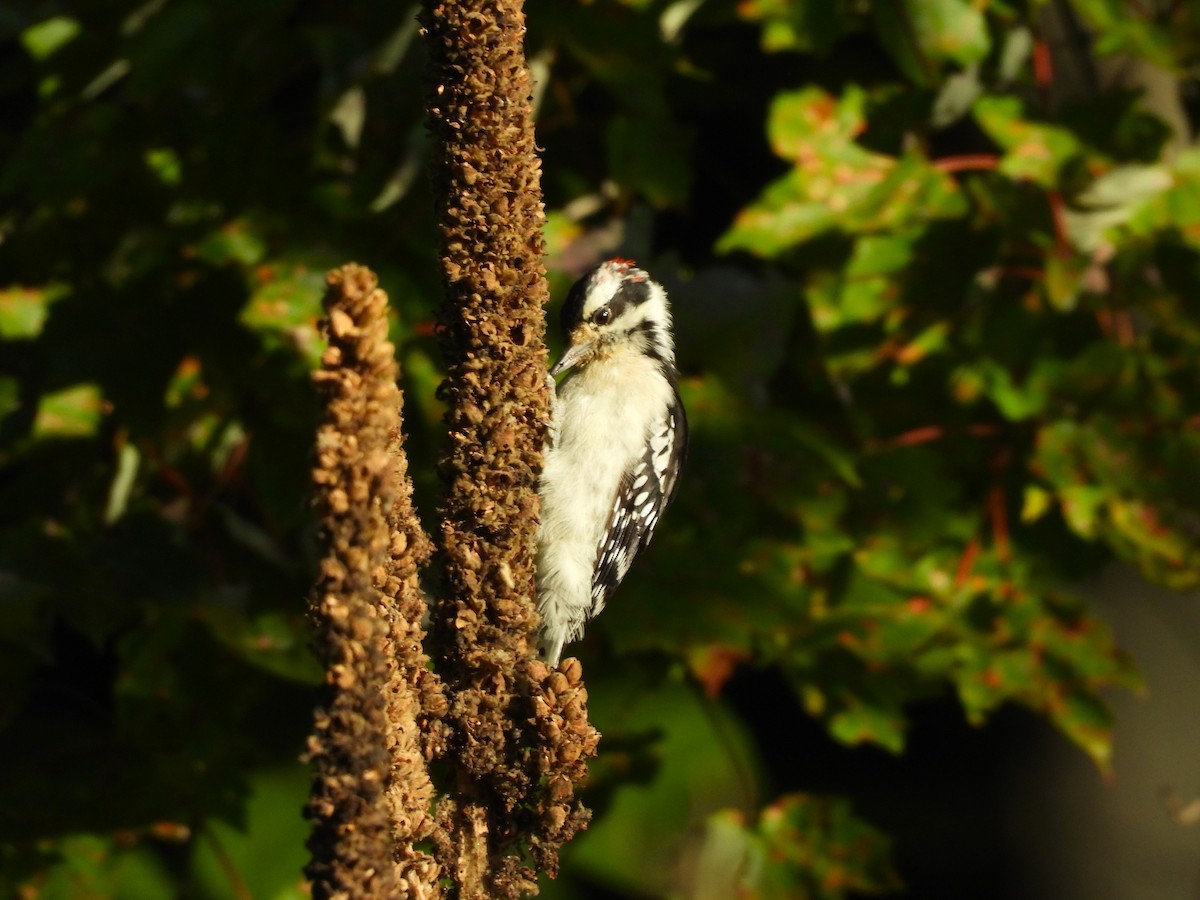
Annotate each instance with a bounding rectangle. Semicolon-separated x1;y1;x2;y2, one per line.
607;257;646;281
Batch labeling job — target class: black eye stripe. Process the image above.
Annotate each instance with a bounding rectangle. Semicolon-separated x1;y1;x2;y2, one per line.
602;293;630;323
560;265;652;335
615;279;651;306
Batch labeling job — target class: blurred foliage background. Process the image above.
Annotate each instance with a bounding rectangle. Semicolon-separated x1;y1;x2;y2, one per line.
3;0;1200;897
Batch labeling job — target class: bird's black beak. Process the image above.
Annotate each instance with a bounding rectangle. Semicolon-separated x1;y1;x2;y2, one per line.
549;339;594;376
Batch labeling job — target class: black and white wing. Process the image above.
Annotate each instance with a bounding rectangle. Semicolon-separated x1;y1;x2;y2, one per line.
589;390;688;615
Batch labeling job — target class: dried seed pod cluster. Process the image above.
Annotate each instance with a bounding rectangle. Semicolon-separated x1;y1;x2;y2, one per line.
306;264;444;899
527;658;601;874
421;0;598;895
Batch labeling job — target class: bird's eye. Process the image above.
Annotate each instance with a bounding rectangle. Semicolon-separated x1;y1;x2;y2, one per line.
592;307;612;325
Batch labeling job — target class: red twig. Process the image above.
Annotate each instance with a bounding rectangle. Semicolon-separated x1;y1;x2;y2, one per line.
933;154;1001;174
882;423;999;449
989;484;1011;564
889;425;944;447
1032;36;1054;112
1033;38;1054;89
955;537;980;589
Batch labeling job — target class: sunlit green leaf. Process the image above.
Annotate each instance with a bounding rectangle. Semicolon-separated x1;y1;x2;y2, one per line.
567;676;760;895
239;262;328;365
33;384;104;438
1071;0;1175;67
828;693;908;753
721;88;964;255
193;221;268;268
736;0;848;53
21;17;81;60
807;235;913;332
1020;485;1053;523
144;148;183;187
190;766;312;900
0;284;68;339
874;0;990;85
103;442;140;524
697;794;900;898
974;96;1081;186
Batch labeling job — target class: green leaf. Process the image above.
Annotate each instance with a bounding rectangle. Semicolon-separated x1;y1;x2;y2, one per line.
1065;164;1172;252
33;384;104;438
239;261;328;365
906;0;990;66
12;834;177;899
955;647;1040;721
972;358;1060;421
21;17;81;60
201;594;321;685
144;148;183;187
566;676;760;896
1020;485;1053;523
696;794;900;899
1059;484;1107;538
767;85;873;163
1106;149;1200;251
193;220;267;268
1052;690;1119;773
807;235;913;332
736;0;848;54
1108;498;1191;569
720;87;963;255
828;693;908;754
1070;0;1175;67
1042;252;1085;312
0;284;68;339
931;66;983;128
974;96;1081;186
189;766;312;900
874;0;990;85
103;442;140;524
